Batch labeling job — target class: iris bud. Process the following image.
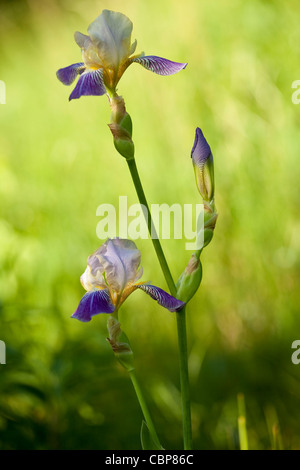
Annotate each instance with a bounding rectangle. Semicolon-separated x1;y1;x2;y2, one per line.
191;127;214;202
107;316;134;371
108;123;135;160
176;254;202;303
109;95;134;159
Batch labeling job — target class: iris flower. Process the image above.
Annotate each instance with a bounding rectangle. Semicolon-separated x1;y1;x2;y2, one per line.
191;127;215;202
72;238;184;322
56;9;187;100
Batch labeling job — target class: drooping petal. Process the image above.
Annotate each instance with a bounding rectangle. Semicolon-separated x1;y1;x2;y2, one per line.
69;69;106;101
132;55;187;76
56;63;85;85
87;10;133;70
137;284;185;312
71;289;114;322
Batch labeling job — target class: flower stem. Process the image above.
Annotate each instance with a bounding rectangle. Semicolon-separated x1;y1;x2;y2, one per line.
108;316;162;448
126;157;192;450
126;158;176;295
176;306;192;450
129;368;161;447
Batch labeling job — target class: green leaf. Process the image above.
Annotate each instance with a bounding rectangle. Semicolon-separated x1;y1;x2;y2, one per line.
140;421;164;450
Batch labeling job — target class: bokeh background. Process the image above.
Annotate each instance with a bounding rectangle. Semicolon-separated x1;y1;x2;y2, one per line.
1;0;300;450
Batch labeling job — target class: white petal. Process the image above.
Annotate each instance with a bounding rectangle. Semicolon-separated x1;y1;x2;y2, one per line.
81;265;107;292
74;31;91;49
88;238;142;294
87;10;133;70
74;31;103;68
130;39;137;56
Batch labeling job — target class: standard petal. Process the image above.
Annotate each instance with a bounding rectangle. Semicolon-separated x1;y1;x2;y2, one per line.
88;10;133;70
69;69;106;101
132;55;187;76
108;238;143;284
71;289;114;322
138;284;185;312
74;31;92;49
75;31;104;68
80;265;107;291
56;63;85;85
94;238;142;293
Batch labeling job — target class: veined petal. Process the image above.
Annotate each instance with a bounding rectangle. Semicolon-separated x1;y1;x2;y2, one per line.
56;63;85;85
138;284;185;312
132;55;187;76
69;69;106;101
71;289;114;322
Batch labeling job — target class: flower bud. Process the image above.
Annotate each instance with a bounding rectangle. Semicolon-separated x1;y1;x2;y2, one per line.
107;316;134;371
176;254;202;303
108;123;135;160
191;127;214;202
196;202;218;251
109;95;134;159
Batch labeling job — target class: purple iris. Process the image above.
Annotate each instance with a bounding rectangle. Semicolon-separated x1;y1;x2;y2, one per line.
56;9;187;101
72;238;185;322
191;128;214;201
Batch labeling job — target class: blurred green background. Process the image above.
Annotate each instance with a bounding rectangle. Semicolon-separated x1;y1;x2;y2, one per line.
1;0;300;450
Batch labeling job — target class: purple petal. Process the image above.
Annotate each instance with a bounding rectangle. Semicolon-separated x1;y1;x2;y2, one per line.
138;284;185;312
191;127;212;166
69;69;107;101
71;289;115;322
132;55;187;76
56;63;85;85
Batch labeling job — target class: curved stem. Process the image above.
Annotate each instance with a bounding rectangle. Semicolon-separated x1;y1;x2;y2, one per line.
126;157;192;450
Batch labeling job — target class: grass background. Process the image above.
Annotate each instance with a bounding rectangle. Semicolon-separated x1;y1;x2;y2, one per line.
1;0;300;450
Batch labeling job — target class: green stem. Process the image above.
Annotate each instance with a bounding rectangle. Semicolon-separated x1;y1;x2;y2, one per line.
108;315;161;447
176;307;192;450
129;368;161;447
126;157;192;450
127;158;176;296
